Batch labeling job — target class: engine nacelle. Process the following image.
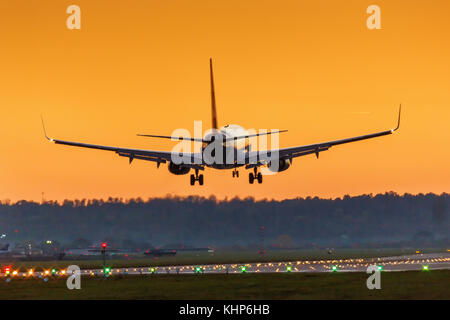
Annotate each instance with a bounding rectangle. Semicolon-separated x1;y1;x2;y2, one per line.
267;159;291;172
168;162;191;175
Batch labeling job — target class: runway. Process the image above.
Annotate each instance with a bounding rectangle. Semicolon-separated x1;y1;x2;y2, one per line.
3;252;449;278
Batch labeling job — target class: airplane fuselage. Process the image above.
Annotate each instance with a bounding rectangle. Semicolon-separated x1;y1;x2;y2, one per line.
203;124;250;169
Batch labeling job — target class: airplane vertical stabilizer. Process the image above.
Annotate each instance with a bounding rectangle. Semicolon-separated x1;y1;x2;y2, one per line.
210;58;218;130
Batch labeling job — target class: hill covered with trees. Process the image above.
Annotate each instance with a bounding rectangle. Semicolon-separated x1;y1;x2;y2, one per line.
0;193;448;248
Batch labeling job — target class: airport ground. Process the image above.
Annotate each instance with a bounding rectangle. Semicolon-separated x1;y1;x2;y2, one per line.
4;248;447;271
1;270;449;299
0;248;449;300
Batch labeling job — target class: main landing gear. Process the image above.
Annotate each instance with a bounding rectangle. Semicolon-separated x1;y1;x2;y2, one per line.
190;169;204;186
249;167;263;184
232;169;239;178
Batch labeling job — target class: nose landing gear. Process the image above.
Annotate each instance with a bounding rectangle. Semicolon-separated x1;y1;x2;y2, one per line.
190;169;204;186
232;169;239;178
249;167;263;184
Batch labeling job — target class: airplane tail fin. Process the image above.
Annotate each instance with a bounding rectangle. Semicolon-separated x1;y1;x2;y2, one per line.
210;58;218;130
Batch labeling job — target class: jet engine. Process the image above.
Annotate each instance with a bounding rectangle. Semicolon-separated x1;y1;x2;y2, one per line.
168;162;191;175
267;159;291;172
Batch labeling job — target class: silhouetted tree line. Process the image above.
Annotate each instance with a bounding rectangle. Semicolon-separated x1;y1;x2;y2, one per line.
0;193;448;247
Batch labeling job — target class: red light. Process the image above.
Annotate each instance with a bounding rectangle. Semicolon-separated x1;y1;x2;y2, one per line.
101;242;107;249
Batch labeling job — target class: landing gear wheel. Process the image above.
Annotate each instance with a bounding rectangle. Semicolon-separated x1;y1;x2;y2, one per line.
236;171;239;178
249;173;254;184
199;174;204;185
232;171;235;178
257;172;263;184
190;174;195;186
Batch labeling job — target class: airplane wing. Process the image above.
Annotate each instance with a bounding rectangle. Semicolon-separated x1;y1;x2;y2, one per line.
246;106;401;165
42;118;204;169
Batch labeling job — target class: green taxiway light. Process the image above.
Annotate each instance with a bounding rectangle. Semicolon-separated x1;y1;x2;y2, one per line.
240;266;247;273
151;268;155;273
331;265;338;272
377;265;383;271
422;265;429;271
104;267;111;274
195;267;202;273
51;268;56;275
286;266;292;272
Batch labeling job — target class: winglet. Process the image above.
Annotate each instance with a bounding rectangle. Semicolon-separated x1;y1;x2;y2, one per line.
392;104;401;132
41;115;53;142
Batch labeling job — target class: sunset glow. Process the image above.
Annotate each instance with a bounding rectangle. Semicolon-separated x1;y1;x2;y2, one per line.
1;0;449;202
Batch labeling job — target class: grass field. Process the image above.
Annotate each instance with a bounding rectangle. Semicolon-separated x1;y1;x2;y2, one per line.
0;270;448;299
2;248;444;272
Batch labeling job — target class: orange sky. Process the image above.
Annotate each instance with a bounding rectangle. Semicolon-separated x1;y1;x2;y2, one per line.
0;0;449;202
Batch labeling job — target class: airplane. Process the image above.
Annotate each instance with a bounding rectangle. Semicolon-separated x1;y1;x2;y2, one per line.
42;58;401;186
144;249;177;257
144;247;212;257
0;244;10;256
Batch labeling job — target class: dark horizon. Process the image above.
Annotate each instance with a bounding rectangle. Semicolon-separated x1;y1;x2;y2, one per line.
2;191;448;206
0;192;448;248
